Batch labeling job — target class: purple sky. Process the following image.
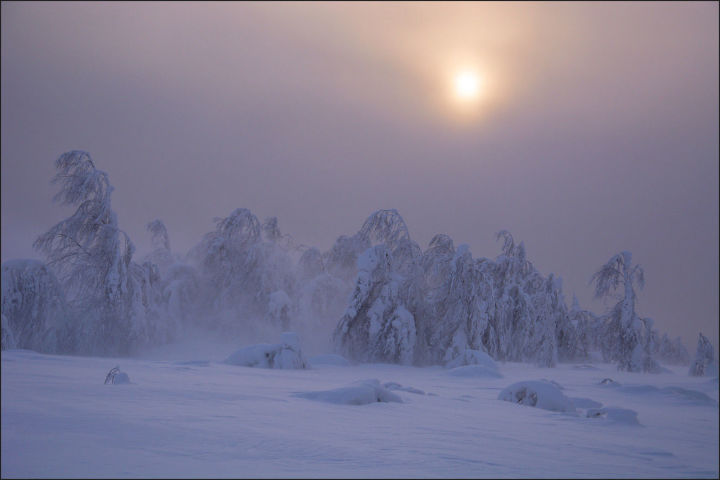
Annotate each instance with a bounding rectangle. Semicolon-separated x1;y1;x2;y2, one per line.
1;2;718;350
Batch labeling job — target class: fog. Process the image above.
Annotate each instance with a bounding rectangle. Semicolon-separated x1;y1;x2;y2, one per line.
1;2;717;349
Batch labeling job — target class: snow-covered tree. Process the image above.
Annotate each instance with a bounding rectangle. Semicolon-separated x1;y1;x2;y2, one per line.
161;263;200;331
324;234;369;283
655;334;690;366
325;209;421;283
1;313;17;350
143;219;177;275
529;274;563;367
590;251;660;372
298;247;325;281
568;294;595;361
1;260;70;353
689;332;717;377
334;245;416;365
189;208;298;334
189;208;262;320
418;240;494;366
33;151;166;355
487;232;538;362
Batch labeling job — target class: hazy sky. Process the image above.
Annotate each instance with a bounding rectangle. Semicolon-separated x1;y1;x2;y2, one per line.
2;2;718;349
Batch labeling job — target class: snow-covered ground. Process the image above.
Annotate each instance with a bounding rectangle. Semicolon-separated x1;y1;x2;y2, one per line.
2;347;718;478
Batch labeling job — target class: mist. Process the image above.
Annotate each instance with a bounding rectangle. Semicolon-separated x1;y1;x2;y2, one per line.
1;2;717;351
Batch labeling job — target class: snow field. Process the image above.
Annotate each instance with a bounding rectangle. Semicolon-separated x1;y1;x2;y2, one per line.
1;349;718;478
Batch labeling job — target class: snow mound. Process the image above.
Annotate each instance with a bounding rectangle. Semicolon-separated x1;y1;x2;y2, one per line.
598;378;621;386
383;382;425;395
446;365;503;379
308;354;350;367
445;349;498;371
586;407;641;425
224;332;308;369
498;380;576;413
294;379;403;405
540;378;564;390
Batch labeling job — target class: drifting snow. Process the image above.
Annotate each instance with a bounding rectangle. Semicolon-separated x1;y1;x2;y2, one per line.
498;380;576;413
294;379;403;405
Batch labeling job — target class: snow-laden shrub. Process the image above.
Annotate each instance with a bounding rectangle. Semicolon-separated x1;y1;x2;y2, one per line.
689;332;717;377
498;380;576;413
104;366;130;385
294;379;402;405
224;332;307;369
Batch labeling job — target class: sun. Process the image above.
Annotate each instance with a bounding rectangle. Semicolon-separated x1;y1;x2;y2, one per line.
453;70;481;101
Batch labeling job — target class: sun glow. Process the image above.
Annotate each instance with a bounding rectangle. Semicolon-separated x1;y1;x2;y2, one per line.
453;70;481;101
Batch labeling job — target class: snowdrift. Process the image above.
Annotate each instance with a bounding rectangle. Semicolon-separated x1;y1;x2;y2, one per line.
382;382;425;395
586;407;641;426
446;365;503;379
498;380;576;413
445;349;503;378
294;379;403;405
224;332;307;369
